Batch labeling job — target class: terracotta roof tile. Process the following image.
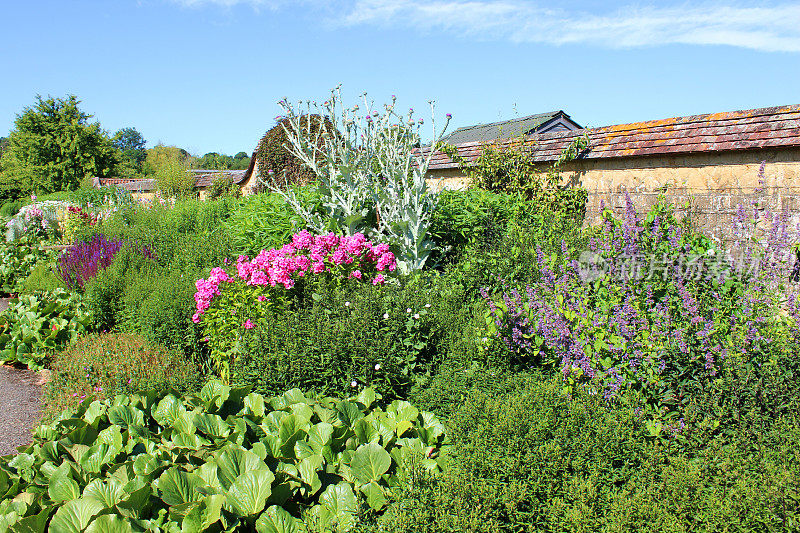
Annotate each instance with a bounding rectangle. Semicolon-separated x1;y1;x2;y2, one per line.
426;104;800;170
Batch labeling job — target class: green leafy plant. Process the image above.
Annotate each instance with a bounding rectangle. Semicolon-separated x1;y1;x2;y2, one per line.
0;288;91;369
223;190;311;257
273;88;452;273
0;381;448;532
0;236;57;295
437;134;588;219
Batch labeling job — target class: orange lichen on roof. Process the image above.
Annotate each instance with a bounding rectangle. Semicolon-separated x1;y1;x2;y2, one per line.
426;104;800;169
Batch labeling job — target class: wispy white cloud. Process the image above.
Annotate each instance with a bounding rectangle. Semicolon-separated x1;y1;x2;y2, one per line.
338;1;800;52
169;0;800;52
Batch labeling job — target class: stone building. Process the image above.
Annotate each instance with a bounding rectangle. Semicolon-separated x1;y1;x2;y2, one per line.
425;104;800;244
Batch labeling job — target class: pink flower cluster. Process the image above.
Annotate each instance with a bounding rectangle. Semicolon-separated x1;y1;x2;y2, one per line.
192;231;395;324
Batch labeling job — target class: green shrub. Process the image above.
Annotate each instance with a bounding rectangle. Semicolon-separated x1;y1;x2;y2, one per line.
233;274;478;402
443;206;586;296
121;266;205;359
80;198;237;356
19;260;67;294
254;116;330;190
375;372;800;532
0;288;91;369
43;332;203;422
207;173;241;200
1;381;448;532
222;190;311;257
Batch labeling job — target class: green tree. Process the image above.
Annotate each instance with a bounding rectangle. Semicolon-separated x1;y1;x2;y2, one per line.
0;95;119;198
146;144;195;199
112;127;147;173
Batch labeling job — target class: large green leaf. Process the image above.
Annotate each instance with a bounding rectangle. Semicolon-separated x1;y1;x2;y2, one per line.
180;494;224;533
297;455;323;495
215;446;267;490
359;481;387;511
79;444;118;474
115;485;151;520
349;443;391;485
255;505;303;533
48;476;80;504
194;414;230;439
335;402;363;426
157;468;204;506
83;478;124;508
152;395;186;428
49;498;105;533
353;419;379;445
84;514;134;533
243;393;265;419
8;505;53;533
224;469;274;517
107;406;145;429
316;483;357;532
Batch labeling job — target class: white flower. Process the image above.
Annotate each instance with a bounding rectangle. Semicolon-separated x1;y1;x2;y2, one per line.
351;380;357;387
424;303;431;308
707;248;715;256
374;364;381;370
413;313;420;320
406;308;411;313
383;313;389;319
345;301;351;307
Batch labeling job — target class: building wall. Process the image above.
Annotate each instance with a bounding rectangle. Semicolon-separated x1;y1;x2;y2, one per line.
427;147;800;245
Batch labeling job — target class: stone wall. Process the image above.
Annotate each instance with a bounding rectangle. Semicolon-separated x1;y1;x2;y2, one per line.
427;147;800;245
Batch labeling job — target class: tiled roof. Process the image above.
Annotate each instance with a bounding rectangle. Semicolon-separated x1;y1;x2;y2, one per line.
190;169;248;188
439;111;579;145
427;104;800;170
97;168;249;192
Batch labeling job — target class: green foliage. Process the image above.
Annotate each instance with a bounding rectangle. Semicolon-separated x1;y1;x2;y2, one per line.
373;372;800;532
222;190;313;257
0;288;91;369
0;95;119;197
0;381;448;532
233;275;476;402
207;171;242;200
255;116;328;190
81;198;237;357
437;134;588;219
112;127;147;173
0;236;57;294
20;259;67;294
43;332;203;422
152;149;195;199
195;151;251;170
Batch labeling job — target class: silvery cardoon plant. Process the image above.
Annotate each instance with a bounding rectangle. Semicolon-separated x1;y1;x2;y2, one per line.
271;87;451;273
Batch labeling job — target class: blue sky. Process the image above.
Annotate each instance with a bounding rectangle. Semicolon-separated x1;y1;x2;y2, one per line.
1;0;799;156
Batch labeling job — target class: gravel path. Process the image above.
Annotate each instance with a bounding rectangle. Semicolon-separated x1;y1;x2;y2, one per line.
0;365;45;456
0;292;46;456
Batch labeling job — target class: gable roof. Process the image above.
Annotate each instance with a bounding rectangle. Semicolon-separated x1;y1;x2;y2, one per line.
97;168;250;193
427;104;800;170
439;111;581;145
190;169;248;188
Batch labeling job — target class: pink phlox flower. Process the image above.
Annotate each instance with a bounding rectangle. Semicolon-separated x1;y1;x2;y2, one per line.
330;249;347;266
292;230;313;249
257;295;267;302
350;269;363;280
373;273;386;285
249;270;270;286
243;319;254;329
